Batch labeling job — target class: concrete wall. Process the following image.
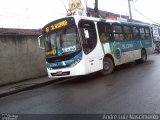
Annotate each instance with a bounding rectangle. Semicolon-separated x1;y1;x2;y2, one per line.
0;35;47;85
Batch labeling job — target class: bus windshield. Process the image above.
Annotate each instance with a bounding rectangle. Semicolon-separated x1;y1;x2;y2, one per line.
45;26;81;57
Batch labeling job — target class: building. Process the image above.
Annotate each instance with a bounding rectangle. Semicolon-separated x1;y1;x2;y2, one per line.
0;28;41;36
87;7;129;22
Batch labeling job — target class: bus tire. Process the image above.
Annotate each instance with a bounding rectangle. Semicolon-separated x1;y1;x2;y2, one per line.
140;49;147;63
100;57;114;75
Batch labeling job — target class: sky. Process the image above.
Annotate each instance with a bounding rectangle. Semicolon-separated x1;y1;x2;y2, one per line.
0;0;160;29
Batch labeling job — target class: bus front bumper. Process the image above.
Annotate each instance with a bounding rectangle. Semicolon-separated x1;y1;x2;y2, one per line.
47;62;86;78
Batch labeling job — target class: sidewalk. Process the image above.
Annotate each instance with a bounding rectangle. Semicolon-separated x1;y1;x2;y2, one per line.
0;76;77;98
0;76;58;98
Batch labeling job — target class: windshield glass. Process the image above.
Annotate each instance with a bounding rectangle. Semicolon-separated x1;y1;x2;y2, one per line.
45;26;81;57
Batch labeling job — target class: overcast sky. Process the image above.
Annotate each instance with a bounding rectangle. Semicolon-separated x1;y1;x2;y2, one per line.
0;0;160;29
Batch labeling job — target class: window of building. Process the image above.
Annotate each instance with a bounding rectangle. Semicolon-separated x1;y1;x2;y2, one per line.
158;27;160;36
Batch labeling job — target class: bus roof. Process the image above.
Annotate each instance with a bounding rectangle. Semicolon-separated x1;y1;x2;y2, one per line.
71;16;151;27
43;15;151;30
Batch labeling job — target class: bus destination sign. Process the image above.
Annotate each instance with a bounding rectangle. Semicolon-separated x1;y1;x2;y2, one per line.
45;20;68;33
43;17;75;34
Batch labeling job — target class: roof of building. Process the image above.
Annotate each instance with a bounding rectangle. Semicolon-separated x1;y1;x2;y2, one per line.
87;7;129;20
0;28;41;35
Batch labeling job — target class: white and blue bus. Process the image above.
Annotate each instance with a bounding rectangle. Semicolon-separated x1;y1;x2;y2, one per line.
38;16;154;77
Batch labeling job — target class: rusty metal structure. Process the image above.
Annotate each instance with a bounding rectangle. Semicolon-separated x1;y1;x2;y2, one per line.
68;0;84;16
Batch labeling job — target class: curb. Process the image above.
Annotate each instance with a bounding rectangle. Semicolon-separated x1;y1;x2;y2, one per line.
0;77;77;98
0;78;59;98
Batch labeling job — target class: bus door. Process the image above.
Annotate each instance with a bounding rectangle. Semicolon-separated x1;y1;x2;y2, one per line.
78;20;103;73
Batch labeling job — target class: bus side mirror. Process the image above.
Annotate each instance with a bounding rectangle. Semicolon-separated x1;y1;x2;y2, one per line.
38;35;45;49
84;30;89;39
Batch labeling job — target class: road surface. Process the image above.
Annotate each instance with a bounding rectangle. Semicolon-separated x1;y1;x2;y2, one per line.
0;54;160;114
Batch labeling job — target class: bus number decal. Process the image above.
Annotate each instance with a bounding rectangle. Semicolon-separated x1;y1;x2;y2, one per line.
62;46;76;53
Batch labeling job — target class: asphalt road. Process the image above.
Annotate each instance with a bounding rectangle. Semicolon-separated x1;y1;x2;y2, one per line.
0;54;160;114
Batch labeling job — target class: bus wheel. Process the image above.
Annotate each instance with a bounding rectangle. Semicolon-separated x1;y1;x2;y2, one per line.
100;57;114;75
140;49;147;63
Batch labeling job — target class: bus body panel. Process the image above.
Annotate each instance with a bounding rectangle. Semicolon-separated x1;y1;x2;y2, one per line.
39;16;154;78
82;31;105;74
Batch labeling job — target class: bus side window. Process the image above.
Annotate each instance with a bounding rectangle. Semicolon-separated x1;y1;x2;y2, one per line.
158;27;160;37
112;24;124;41
78;20;97;54
132;26;140;39
97;22;111;43
145;27;151;39
123;25;132;40
139;27;146;40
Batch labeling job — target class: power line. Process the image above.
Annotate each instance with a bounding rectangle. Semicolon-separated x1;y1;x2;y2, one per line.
60;0;69;15
133;7;160;25
131;0;160;25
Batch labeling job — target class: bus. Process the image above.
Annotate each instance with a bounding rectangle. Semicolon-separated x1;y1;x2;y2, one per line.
38;16;154;78
152;24;160;52
152;24;160;41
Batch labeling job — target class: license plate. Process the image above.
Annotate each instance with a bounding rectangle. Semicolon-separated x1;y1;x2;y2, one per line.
56;71;63;75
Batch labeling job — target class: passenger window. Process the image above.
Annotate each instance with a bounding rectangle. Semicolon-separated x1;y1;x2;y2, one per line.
145;27;151;39
123;25;132;40
97;22;111;43
132;26;140;39
78;20;97;54
139;27;145;40
112;24;124;41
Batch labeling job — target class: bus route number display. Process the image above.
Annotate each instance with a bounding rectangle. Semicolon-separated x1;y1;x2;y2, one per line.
45;20;68;33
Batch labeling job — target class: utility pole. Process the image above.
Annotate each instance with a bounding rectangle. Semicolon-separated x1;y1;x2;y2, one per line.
128;0;133;21
68;0;84;16
94;0;98;17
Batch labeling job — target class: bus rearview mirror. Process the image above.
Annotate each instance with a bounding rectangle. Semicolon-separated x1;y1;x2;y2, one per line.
38;35;45;49
84;30;89;39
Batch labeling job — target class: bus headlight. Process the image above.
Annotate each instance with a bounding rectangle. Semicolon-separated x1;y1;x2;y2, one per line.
48;67;53;70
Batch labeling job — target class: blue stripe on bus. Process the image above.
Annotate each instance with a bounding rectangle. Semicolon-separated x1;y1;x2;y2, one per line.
47;51;82;68
109;39;152;59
